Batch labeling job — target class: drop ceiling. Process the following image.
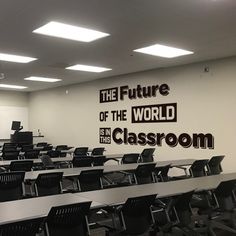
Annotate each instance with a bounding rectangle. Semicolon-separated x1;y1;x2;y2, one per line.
0;0;236;91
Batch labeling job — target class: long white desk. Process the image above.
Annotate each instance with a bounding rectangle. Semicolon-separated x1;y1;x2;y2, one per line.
78;172;236;207
24;159;196;180
0;193;102;225
0;172;236;225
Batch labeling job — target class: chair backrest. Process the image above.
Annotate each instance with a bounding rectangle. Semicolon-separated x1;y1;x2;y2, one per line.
92;156;106;166
3;143;17;148
47;150;61;158
0;218;43;236
36;142;48;147
207;155;224;175
121;153;140;164
154;165;171;182
78;169;103;191
134;163;156;184
21;145;34;152
35;172;63;196
55;145;68;151
40;155;55;169
2;146;18;152
0;171;25;202
72;156;93;167
74;147;88;156
170;190;195;227
214;180;236;211
189;159;209;177
2;151;20;160
10;160;33;172
46;202;91;236
140;148;155;163
120;194;156;235
91;147;105;156
42;145;53;151
24;150;40;159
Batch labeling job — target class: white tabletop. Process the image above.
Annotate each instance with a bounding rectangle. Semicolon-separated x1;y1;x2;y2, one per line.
0;193;101;225
24;159;196;180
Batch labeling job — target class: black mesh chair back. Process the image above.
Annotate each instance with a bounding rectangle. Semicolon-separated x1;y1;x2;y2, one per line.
55;145;68;151
10;160;33;172
47;150;61;158
140;148;155;163
72;156;93;167
120;194;156;235
155;165;171;182
3;143;17;148
0;171;25;202
40;155;55;169
170;190;195;227
74;147;89;156
93;156;106;166
78;169;103;191
35;172;63;196
21;145;34;152
2;146;18;152
214;180;236;211
207;155;224;175
46;202;91;236
36;142;48;147
121;153;140;164
134;163;156;184
0;218;43;236
2;151;20;160
189;159;209;177
43;145;53;151
24;150;40;159
91;147;105;156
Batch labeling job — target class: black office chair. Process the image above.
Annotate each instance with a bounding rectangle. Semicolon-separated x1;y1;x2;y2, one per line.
24;150;40;159
45;202;91;236
121;153;140;164
36;142;48;147
2;151;20;160
34;172;63;196
93;155;107;166
207;155;224;175
47;150;61;158
91;147;105;156
189;159;209;177
3;142;17;148
134;163;156;184
40;155;56;169
9;160;33;172
114;194;157;235
78;169;104;192
72;156;93;167
55;145;68;157
21;144;34;152
0;218;43;236
2;143;18;152
140;148;155;163
154;165;171;182
0;171;25;202
42;145;53;151
74;147;88;157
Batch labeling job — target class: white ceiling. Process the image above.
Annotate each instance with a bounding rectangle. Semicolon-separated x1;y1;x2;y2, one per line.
0;0;236;91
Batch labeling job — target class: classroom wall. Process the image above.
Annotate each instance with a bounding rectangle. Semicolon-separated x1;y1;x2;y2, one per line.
28;56;236;172
0;90;28;107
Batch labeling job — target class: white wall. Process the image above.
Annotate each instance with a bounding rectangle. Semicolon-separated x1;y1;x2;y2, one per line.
28;56;236;172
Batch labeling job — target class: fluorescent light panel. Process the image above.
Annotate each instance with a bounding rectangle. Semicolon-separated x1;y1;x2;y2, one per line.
0;84;27;89
0;53;37;63
24;76;61;83
66;64;112;73
134;44;193;58
33;21;109;42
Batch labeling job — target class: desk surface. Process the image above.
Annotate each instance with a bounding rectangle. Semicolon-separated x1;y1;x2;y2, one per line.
78;172;236;206
24;159;196;180
0;193;101;225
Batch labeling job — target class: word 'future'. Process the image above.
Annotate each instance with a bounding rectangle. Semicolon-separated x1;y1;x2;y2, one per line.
99;84;170;103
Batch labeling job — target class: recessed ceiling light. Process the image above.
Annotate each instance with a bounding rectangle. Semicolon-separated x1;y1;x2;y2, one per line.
66;64;112;73
33;21;110;42
134;44;194;58
0;53;37;63
24;76;61;83
0;84;27;89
